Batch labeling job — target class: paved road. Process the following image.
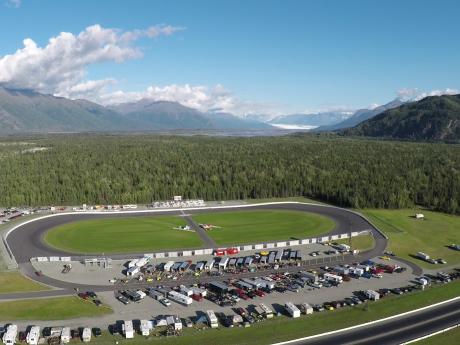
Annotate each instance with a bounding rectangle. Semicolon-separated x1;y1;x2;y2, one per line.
286;299;460;345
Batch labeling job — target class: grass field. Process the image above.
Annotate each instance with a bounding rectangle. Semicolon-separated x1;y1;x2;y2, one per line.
361;209;460;268
416;326;460;345
0;296;112;321
45;216;203;254
0;272;49;294
192;210;335;245
334;233;375;251
84;280;460;345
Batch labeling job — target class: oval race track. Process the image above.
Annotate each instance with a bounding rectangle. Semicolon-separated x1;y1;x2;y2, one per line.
6;202;386;264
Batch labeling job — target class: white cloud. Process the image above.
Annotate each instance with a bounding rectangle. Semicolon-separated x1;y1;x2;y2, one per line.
5;0;21;8
0;24;183;96
397;87;459;102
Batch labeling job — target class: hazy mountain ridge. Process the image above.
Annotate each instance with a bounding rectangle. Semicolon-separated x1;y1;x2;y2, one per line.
342;95;460;141
0;87;270;133
316;99;405;131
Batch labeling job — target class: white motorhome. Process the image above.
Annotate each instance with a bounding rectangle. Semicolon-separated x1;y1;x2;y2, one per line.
417;252;430;261
123;320;134;339
166;315;183;331
285;302;301;318
299;303;313;315
127;266;140;276
140;320;150;336
259;303;274;318
219;257;229;270
82;328;91;343
206;310;219;328
180;285;194;297
60;327;71;344
3;325;18;345
26;326;40;345
365;290;380;301
324;273;343;283
168;290;193;306
163;261;175;272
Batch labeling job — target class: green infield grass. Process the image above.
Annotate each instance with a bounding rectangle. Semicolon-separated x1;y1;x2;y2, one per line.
45;216;203;254
0;296;112;320
0;272;49;294
361;209;460;268
192;210;335;245
83;280;460;345
334;233;375;251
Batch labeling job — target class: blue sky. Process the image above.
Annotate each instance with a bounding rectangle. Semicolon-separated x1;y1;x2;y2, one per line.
0;0;459;115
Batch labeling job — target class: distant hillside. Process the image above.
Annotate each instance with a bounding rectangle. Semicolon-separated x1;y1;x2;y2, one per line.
0;87;271;133
0;87;131;133
317;99;404;131
342;95;460;141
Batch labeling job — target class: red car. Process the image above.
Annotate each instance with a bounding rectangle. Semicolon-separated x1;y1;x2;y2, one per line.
239;293;249;300
254;289;266;297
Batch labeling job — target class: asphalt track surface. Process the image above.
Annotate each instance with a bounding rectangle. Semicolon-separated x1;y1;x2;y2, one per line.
289;298;460;345
7;203;384;263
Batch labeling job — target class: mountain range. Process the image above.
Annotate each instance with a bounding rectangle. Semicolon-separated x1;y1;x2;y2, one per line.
269;111;353;129
315;99;405;131
0;87;270;133
342;94;460;141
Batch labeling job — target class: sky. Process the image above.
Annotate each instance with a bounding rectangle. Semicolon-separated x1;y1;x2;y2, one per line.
0;0;459;116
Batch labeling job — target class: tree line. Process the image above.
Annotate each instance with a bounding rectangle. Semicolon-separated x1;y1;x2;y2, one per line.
0;134;458;214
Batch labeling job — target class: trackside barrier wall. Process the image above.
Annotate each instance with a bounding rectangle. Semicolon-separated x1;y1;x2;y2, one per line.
49;256;60;262
61;257;71;262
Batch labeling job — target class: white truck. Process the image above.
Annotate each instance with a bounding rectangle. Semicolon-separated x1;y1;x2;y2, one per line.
285;302;301;318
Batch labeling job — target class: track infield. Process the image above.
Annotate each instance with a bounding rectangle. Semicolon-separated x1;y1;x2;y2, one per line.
191;209;335;245
44;215;203;254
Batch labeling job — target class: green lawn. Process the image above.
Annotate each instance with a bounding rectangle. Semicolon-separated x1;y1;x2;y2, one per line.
334;233;375;251
416;326;460;345
45;216;203;254
192;210;335;245
361;209;460;267
0;296;112;321
0;272;49;294
85;280;460;345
